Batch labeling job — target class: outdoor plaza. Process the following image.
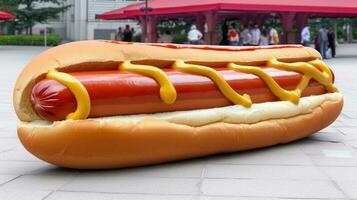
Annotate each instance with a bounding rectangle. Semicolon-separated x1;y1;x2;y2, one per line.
0;43;356;199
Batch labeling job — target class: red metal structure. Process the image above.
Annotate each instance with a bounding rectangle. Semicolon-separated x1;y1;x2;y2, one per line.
0;11;16;20
96;0;357;44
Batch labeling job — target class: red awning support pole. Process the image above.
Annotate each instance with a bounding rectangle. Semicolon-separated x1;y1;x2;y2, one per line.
147;15;158;43
295;13;309;43
281;12;296;44
138;16;147;42
204;11;218;45
195;14;205;35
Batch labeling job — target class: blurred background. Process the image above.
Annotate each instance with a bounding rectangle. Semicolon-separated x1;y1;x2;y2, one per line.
0;0;356;54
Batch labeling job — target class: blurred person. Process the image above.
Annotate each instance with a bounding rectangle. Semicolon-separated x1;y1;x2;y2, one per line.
259;29;269;46
301;25;311;46
115;27;123;41
328;27;336;58
159;30;174;43
220;21;229;45
187;25;203;45
269;26;279;45
240;25;252;46
227;23;239;46
250;23;261;46
314;36;320;53
123;25;133;42
318;26;328;59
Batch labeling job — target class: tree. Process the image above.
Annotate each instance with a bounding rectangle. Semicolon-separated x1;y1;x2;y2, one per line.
0;0;69;35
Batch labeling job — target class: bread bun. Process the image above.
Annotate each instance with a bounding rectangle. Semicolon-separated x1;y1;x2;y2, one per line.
18;96;342;169
13;41;341;169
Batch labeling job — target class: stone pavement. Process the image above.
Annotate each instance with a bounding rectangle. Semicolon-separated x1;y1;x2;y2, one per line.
0;44;356;200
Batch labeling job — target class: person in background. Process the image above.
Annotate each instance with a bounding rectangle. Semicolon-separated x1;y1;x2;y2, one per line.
187;25;203;45
240;25;251;46
159;30;174;43
259;29;269;46
269;26;279;45
227;24;239;46
220;21;229;45
318;26;329;59
328;27;336;58
123;24;133;42
301;25;311;46
250;23;261;46
314;36;320;53
115;27;123;41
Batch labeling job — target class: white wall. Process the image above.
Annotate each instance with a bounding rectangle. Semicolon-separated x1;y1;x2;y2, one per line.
32;0;143;41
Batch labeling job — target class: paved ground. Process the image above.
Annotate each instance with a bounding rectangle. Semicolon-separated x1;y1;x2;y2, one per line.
0;44;356;200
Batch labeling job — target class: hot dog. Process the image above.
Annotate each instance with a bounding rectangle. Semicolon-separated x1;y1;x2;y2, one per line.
13;41;343;169
31;68;326;121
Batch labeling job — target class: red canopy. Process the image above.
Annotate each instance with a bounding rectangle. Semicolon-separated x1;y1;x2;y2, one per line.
97;0;357;20
0;11;16;20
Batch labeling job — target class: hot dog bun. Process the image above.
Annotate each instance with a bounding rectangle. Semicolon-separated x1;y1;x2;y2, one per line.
13;41;342;169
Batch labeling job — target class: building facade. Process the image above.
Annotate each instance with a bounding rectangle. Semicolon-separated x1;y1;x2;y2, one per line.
34;0;144;41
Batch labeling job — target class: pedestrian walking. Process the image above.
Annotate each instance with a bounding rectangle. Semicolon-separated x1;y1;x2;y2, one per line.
240;25;251;46
187;25;203;45
259;29;269;46
269;26;279;45
123;24;133;42
250;23;261;46
227;24;239;46
301;25;311;46
115;27;123;41
220;21;229;45
318;26;329;59
328;27;336;58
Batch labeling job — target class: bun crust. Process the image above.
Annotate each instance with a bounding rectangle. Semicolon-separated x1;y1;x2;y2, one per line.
18;98;342;169
13;41;321;121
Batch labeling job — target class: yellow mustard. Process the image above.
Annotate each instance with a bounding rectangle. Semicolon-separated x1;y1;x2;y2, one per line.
228;63;300;104
268;57;337;93
173;60;252;107
46;69;91;120
119;61;177;104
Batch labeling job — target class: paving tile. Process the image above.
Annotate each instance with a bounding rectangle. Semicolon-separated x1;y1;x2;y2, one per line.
207;145;313;166
62;174;201;195
198;196;328;200
0;174;18;185
320;166;357;181
0;148;41;162
341;119;357;127
309;131;346;142
0;189;51;200
100;161;204;178
0;172;77;191
204;165;328;180
0;161;48;175
309;155;357;166
0;138;18;152
338;127;357;140
201;179;345;198
47;191;197;200
336;181;357;199
296;140;355;155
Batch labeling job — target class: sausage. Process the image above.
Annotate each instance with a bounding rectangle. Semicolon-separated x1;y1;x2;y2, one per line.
31;68;327;121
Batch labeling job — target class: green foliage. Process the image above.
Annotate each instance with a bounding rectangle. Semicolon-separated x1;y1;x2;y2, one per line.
172;33;187;44
0;34;61;46
0;0;70;35
132;34;142;42
157;19;191;44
